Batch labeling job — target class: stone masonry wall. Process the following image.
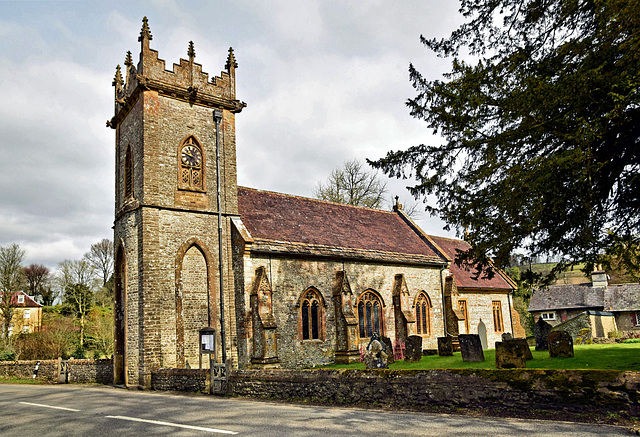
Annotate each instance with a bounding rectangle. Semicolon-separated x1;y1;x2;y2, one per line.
236;253;444;369
228;369;640;418
151;368;209;393
0;359;113;384
455;289;513;347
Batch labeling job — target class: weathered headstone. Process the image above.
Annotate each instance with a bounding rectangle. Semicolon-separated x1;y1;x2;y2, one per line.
548;330;574;358
495;341;527;368
478;320;488;350
437;336;453;356
404;335;423;362
502;332;513;341
363;333;389;369
534;318;552;351
505;338;533;360
458;334;485;362
380;336;394;364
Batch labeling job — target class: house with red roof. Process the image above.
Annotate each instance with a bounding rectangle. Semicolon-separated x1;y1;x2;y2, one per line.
0;291;43;336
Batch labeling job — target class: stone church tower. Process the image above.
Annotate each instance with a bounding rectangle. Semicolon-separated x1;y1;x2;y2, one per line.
109;17;245;388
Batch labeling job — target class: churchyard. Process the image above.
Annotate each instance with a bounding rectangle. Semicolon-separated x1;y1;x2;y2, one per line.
326;342;640;371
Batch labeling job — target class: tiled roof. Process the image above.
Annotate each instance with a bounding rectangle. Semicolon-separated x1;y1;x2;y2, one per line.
529;281;640;312
528;283;604;312
428;235;515;291
237;187;445;265
604;283;640;311
0;291;42;307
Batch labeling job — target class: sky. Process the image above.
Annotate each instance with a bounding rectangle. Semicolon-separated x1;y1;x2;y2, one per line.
0;0;464;268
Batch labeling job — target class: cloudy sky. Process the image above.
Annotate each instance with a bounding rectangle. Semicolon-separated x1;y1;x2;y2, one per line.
0;0;464;268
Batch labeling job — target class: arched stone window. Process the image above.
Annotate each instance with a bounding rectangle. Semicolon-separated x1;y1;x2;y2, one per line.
124;145;133;198
415;292;432;336
300;288;324;340
178;135;205;191
357;290;384;338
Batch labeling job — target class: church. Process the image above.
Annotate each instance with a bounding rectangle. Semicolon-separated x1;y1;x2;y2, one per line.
110;18;521;388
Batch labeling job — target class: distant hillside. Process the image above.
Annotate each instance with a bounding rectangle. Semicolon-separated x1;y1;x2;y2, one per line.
522;262;638;285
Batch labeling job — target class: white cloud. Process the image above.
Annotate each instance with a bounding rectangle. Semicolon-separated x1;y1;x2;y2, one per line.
0;0;461;266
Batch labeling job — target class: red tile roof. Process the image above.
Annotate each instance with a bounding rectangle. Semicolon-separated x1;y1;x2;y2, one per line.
428;235;514;291
237;187;445;264
0;291;42;307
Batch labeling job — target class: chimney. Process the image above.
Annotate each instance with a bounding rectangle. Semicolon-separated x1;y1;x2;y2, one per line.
591;265;608;288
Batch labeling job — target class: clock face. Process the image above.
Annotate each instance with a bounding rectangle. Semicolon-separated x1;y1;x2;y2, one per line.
181;145;202;167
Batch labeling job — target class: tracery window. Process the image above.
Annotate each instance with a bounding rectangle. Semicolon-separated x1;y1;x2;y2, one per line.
458;299;469;334
300;288;323;340
358;290;383;338
415;292;432;336
178;136;204;190
492;301;504;332
124;145;133;198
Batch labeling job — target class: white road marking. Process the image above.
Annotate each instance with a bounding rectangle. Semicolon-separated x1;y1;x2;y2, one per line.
105;415;238;434
19;401;80;412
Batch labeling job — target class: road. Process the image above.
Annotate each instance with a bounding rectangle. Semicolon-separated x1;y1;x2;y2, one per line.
0;384;634;436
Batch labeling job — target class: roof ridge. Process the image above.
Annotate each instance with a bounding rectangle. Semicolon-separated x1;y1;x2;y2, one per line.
238;186;397;215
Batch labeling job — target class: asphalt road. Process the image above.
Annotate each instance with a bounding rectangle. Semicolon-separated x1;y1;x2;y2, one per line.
0;384;634;436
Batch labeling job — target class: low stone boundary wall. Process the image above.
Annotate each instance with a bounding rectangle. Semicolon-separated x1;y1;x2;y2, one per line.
228;369;640;418
152;368;209;393
0;358;113;384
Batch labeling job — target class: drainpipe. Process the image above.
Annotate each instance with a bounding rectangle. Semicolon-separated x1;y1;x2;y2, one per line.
213;109;227;364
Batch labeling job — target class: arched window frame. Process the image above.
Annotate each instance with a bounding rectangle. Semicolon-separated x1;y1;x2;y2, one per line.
124;145;133;199
357;290;385;339
298;287;325;341
414;291;432;336
177;135;206;191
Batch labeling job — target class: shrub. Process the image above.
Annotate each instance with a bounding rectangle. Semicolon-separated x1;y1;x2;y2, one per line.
608;330;622;339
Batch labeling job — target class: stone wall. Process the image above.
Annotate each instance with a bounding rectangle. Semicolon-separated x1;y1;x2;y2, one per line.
151;368;209;393
227;369;640;418
234;252;445;369
0;359;113;384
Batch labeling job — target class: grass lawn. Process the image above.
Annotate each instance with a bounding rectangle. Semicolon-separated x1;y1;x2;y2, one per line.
0;375;47;384
323;343;640;371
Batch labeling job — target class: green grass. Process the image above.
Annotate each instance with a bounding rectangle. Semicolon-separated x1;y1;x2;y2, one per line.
323;343;640;371
0;375;47;384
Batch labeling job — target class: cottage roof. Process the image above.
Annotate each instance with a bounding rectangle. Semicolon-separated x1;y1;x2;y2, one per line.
603;283;640;311
237;187;445;265
428;235;515;291
529;278;640;312
0;291;42;307
528;283;605;312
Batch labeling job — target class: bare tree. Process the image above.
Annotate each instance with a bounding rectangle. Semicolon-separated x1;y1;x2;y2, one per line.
0;244;26;339
23;264;56;305
57;259;95;347
314;159;387;208
84;239;114;287
389;196;424;221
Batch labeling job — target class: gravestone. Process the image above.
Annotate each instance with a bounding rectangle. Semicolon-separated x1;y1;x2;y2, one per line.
548;330;574;358
495;341;527;368
502;332;513;341
404;335;423;362
534;318;552;351
437;337;453;356
380;336;395;364
505;338;533;360
363;333;389;369
478;320;488;350
458;334;485;362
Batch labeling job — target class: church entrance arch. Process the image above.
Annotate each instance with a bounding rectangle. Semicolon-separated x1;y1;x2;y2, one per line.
175;239;214;368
